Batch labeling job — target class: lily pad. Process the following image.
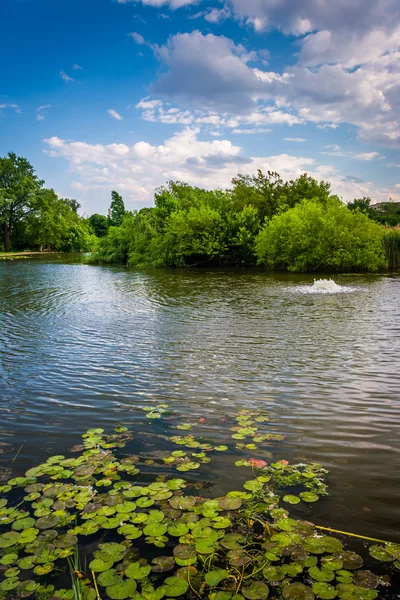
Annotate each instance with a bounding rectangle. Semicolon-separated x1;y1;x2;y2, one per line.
205;569;229;587
242;582;269;599
163;576;189;597
369;545;395;563
283;583;315;600
151;556;175;573
106;579;137;599
312;583;337;599
126;561;152;579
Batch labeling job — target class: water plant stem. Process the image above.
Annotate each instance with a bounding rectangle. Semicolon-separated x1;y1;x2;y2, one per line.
315;525;392;544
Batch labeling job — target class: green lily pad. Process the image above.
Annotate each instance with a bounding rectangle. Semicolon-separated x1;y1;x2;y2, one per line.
143;523;167;537
97;569;123;587
283;583;315;600
242;581;269;599
169;496;196;510
205;569;229;587
243;480;263;492
283;495;301;505
89;558;114;572
35;515;60;530
309;567;335;582
263;566;285;581
33;563;54;575
299;493;319;503
218;497;242;511
369;545;394;563
312;583;337;599
0;531;20;548
126;561;152;579
0;553;18;565
0;578;20;591
12;517;36;531
106;579;137;599
209;593;233;600
163;577;189;597
168;523;189;537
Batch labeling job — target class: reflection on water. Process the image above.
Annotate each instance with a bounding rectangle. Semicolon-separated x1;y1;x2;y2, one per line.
0;256;399;542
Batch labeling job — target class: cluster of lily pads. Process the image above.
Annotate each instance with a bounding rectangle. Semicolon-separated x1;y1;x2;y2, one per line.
0;410;398;600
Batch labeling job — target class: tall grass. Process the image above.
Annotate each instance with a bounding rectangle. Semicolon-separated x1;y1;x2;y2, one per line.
383;228;400;270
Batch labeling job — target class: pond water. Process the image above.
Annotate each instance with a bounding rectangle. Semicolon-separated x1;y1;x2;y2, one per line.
0;255;399;546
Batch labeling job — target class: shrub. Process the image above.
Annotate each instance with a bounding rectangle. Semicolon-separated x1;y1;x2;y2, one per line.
255;198;387;272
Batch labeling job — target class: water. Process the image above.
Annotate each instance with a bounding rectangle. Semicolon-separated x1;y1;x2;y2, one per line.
0;255;399;547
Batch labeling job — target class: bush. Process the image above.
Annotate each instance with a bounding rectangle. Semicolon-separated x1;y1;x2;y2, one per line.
255;198;387;272
384;228;400;270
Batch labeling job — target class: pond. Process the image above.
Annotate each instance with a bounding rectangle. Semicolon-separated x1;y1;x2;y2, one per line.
0;255;399;550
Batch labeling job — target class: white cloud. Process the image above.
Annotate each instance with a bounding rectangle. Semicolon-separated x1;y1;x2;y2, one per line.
354;152;382;160
117;0;196;7
0;104;21;114
36;105;51;121
284;137;306;142
60;70;74;83
72;64;83;70
204;7;231;23
107;109;124;121
43;129;399;209
151;31;266;112
129;32;145;45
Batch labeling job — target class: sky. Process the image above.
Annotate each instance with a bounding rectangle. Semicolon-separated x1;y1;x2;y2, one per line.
1;0;400;216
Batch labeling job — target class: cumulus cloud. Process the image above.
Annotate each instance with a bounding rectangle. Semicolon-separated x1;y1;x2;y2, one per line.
107;109;124;121
43;129;398;209
226;0;400;36
151;31;266;112
354;152;382;160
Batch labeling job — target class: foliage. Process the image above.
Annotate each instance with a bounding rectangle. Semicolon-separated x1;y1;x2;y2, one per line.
383;228;400;270
89;214;109;238
93;173;335;269
348;198;400;227
110;191;126;227
0;408;396;600
0;152;96;253
255;198;387;272
0;153;43;252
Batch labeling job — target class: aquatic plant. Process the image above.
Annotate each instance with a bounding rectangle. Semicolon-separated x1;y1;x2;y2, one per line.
0;412;397;600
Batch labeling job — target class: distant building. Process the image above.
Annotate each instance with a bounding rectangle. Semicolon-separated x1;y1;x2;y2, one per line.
372;201;400;212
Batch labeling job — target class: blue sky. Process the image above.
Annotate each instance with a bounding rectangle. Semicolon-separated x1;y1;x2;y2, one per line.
1;0;400;215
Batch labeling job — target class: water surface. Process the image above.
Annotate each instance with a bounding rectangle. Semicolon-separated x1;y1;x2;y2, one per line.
0;255;399;544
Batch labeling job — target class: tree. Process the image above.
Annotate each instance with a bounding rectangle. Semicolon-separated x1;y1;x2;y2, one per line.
109;191;125;227
89;213;109;237
255;197;387;272
0;152;43;251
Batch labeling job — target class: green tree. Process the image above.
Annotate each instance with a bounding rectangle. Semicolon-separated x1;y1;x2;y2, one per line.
89;213;109;237
0;152;43;251
109;191;125;226
255;197;387;272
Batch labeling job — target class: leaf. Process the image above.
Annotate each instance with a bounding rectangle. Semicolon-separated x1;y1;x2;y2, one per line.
242;581;269;599
283;495;301;505
309;567;335;582
106;579;137;599
169;496;196;510
167;523;189;537
312;583;337;599
205;569;229;587
143;523;167;537
126;561;152;580
163;577;189;597
89;558;114;572
369;545;395;563
283;583;315;600
151;556;175;573
299;492;319;503
218;497;242;510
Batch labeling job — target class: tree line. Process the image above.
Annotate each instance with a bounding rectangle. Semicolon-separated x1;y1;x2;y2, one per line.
92;172;398;272
0;153;125;253
1;152;399;271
